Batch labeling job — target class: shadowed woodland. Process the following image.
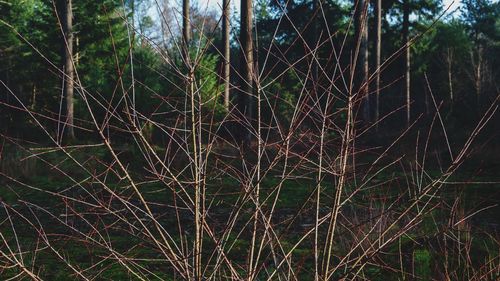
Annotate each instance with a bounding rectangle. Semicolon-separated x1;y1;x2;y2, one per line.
0;0;499;280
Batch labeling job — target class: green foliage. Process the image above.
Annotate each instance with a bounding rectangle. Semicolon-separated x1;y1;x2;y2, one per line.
462;0;499;42
160;47;225;117
266;70;301;125
133;45;162;114
414;249;432;279
195;52;226;116
1;0;497;139
75;1;129;93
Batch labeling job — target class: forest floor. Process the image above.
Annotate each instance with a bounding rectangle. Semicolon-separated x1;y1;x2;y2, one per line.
0;139;499;280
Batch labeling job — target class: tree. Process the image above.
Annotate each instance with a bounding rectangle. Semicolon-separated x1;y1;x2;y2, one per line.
240;0;254;142
182;0;191;61
461;0;499;112
432;21;471;105
312;0;319;84
222;0;231;111
403;0;410;127
375;0;382;128
355;0;370;122
388;0;441;126
61;0;75;140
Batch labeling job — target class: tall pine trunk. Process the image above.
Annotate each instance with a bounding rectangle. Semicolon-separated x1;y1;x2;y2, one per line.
222;0;230;110
240;0;253;143
62;0;75;140
375;0;381;129
312;0;319;84
362;3;369;122
182;0;191;61
129;0;135;40
355;0;370;122
403;0;411;127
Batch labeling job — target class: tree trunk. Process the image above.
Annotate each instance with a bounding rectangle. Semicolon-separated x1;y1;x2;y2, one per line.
222;0;231;110
312;0;319;84
446;48;453;103
375;0;382;129
182;0;191;61
470;48;483;112
362;2;369;122
239;0;253;143
62;0;75;140
31;84;37;110
355;0;370;122
129;0;135;40
403;0;410;127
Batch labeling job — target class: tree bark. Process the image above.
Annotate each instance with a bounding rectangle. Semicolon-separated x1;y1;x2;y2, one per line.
129;0;135;40
355;0;370;122
239;0;253;143
312;0;319;84
62;0;75;140
446;48;453;102
362;2;369;122
375;0;382;129
222;0;231;111
471;48;483;110
182;0;191;61
403;0;411;127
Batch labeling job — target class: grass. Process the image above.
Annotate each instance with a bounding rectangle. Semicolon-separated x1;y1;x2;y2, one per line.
1;143;498;279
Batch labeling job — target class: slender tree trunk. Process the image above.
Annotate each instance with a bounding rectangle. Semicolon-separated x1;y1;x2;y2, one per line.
182;0;191;61
362;4;369;122
75;36;80;66
403;0;410;127
182;0;200;279
239;0;253;143
312;1;320;280
375;0;382;129
471;48;483;112
129;0;135;39
31;84;37;110
355;0;369;122
446;48;453;102
222;0;231;110
240;0;257;277
62;0;75;140
312;0;319;83
424;81;430;115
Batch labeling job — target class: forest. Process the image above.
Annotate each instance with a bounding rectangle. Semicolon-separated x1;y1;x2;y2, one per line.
0;0;499;280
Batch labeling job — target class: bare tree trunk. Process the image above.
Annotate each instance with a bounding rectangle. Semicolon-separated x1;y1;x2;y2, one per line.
446;48;453;103
403;0;410;127
362;3;369;122
129;0;135;40
182;1;200;279
375;0;382;129
312;0;319;84
62;0;75;140
31;84;37;110
355;0;370;122
470;48;483;111
239;0;257;276
239;0;253;143
75;36;80;66
312;1;320;279
222;0;231;111
182;0;191;61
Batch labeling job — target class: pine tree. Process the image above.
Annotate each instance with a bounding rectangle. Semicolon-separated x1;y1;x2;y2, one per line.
61;0;75;140
240;0;254;142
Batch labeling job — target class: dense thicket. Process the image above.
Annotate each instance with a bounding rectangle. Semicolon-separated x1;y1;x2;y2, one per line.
0;1;499;280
